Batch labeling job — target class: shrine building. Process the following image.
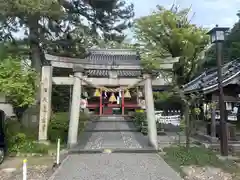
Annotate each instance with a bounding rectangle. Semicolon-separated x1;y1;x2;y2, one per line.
39;48;179;146
183;59;240;121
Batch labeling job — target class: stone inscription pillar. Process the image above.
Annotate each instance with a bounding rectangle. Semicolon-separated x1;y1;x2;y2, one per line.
68;72;82;147
143;74;158;150
38;66;53;142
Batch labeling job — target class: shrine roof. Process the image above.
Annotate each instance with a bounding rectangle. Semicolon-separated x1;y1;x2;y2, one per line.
183;59;240;93
45;48;140;66
86;48;140;65
86;69;142;77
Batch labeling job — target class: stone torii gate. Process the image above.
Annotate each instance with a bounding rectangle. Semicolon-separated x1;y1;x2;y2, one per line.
38;49;179;150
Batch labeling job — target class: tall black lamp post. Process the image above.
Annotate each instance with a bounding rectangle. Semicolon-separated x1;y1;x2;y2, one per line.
207;25;229;156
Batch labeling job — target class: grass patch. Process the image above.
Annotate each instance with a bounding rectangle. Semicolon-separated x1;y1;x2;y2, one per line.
162;146;240;178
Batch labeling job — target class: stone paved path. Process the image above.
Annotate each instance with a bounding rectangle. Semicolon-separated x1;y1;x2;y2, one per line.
49;116;182;180
72;118;150;150
50;153;182;180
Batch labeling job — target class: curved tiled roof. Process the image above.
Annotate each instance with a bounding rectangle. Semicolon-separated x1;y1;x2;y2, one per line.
86;69;142;77
45;48;141;66
117;70;142;77
86;70;109;77
183;59;240;93
86;49;140;65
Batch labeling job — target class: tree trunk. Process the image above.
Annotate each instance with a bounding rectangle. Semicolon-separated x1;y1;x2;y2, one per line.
29;15;42;103
30;43;42;102
184;104;190;150
20;17;42;128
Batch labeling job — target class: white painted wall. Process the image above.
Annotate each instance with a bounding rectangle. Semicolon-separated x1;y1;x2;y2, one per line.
0;93;15;117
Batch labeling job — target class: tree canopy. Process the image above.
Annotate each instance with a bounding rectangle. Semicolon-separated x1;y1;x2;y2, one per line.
134;5;209;85
0;0;135;115
0;56;37;108
134;5;210;149
202;14;240;71
0;0;134;71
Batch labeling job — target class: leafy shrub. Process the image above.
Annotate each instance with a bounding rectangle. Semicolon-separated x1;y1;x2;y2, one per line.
48;112;89;144
0;57;37;118
5;120;38;140
8;134;48;154
133;112;146;126
5;120;48;154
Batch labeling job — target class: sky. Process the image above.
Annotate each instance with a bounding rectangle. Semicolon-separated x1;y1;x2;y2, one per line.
13;0;240;38
130;0;240;28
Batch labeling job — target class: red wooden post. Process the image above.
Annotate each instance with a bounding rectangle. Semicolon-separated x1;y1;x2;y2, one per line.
99;90;102;115
122;90;125;115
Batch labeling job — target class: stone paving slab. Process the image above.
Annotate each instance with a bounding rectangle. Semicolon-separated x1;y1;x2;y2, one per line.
85;121;138;131
75;119;150;151
102;132;125;148
50;153;182;180
73;131;149;150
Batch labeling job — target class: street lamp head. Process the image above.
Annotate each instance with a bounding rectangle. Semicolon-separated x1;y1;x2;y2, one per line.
207;25;229;43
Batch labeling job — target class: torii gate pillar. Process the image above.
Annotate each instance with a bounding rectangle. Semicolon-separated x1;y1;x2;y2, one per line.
67;71;83;148
143;73;158;150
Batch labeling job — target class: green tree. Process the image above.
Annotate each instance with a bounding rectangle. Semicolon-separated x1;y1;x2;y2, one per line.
201;13;240;71
134;5;209;149
0;56;37;118
0;0;134;70
0;0;134;123
96;37;137;49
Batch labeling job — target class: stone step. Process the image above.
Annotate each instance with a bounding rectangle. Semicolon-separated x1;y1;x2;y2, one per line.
99;116;125;121
89;119;133;122
84;129;139;132
68;148;159;154
84;121;138;131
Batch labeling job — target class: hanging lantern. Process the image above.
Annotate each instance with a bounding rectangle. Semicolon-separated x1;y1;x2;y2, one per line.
93;88;101;97
109;93;117;102
124;89;131;98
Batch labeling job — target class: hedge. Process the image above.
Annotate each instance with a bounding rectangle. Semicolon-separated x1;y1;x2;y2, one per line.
48;112;89;144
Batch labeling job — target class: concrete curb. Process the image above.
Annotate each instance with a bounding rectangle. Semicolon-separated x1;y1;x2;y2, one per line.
48;155;70;180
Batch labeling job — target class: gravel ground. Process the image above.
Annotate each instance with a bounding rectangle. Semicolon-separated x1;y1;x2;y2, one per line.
0;165;54;180
0;154;67;180
120;131;142;148
83;132;104;149
183;166;233;180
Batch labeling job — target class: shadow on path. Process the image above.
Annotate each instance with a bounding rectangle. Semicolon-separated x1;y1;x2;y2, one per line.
70;116;155;153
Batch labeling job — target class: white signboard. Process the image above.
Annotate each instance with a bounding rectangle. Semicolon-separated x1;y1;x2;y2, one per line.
80;99;87;109
139;99;146;109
